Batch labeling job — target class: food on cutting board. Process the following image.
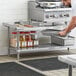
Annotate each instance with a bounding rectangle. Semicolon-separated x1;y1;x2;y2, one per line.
24;25;33;27
16;24;33;28
14;22;33;28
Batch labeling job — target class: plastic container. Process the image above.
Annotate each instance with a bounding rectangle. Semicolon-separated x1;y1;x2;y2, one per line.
30;31;39;47
10;32;17;47
11;32;25;48
24;32;33;48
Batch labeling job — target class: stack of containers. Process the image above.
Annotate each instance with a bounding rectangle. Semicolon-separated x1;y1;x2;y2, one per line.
30;31;39;47
10;31;39;48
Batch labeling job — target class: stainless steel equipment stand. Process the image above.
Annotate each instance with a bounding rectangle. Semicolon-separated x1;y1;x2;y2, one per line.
7;26;70;60
4;23;76;60
69;65;72;76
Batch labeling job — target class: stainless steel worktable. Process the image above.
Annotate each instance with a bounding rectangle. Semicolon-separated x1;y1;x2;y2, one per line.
58;54;76;76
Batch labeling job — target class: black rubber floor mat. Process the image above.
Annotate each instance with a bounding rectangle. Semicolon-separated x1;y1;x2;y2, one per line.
0;62;45;76
21;57;68;71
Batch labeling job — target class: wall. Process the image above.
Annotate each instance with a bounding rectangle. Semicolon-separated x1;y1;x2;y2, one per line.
0;0;29;55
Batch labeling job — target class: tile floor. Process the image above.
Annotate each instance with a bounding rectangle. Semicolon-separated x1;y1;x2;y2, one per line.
0;50;76;76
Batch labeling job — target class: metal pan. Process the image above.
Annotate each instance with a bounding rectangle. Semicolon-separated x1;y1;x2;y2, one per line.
41;29;60;36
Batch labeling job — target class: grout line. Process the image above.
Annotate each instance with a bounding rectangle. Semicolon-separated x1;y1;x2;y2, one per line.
0;60;16;63
15;61;47;76
19;56;57;61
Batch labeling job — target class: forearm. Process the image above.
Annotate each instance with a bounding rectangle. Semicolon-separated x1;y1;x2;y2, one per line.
65;16;76;33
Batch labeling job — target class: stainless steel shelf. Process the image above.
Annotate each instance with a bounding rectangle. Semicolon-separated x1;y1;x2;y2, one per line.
10;43;70;53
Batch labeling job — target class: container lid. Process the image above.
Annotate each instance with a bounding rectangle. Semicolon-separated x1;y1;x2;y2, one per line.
20;32;25;34
12;32;17;34
12;32;25;34
30;31;36;33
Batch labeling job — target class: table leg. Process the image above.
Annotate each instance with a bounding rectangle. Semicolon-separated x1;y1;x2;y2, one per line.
17;52;20;61
67;48;70;54
17;31;20;60
8;27;10;56
68;65;72;76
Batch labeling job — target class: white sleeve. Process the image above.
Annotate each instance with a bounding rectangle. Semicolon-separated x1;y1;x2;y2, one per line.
71;0;76;16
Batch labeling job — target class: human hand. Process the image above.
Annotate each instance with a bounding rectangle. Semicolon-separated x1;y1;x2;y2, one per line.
58;29;67;36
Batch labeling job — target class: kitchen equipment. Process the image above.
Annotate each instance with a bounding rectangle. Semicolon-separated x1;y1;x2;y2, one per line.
51;35;75;46
28;0;72;26
42;29;60;36
37;2;62;8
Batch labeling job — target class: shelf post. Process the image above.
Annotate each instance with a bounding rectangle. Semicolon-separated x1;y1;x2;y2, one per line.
17;30;20;60
68;65;72;76
8;26;10;56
